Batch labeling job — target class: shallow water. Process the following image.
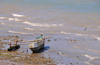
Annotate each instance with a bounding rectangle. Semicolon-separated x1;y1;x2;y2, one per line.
0;0;100;65
2;33;100;65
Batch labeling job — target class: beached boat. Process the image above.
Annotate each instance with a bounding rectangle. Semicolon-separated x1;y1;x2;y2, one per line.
28;34;45;52
8;34;50;52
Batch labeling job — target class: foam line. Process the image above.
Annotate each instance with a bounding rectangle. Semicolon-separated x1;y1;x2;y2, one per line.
61;31;71;34
23;21;63;27
8;18;22;22
61;31;100;41
82;54;99;65
12;13;25;17
87;49;100;52
0;17;6;19
8;30;30;34
25;27;34;31
82;54;99;60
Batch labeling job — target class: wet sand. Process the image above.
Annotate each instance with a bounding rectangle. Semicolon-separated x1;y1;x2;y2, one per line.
0;33;100;65
0;35;55;65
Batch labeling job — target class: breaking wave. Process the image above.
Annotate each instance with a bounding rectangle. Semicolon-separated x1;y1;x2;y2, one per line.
0;16;63;28
82;54;99;65
1;23;5;25
91;36;100;41
82;54;99;60
61;31;84;36
25;27;34;31
23;21;63;27
87;49;100;52
0;16;23;22
61;31;71;34
8;30;30;34
8;18;23;21
25;27;44;31
0;17;7;19
61;31;100;41
11;13;25;17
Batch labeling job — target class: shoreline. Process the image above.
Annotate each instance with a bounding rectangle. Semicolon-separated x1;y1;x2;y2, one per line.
0;35;56;65
0;33;100;65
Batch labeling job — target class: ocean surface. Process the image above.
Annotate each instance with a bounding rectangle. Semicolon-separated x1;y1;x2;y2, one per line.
0;0;100;65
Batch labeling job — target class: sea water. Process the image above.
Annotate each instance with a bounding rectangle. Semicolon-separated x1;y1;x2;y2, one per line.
0;0;100;64
0;0;100;34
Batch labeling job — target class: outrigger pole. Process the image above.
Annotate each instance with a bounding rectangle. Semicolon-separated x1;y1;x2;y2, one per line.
8;36;51;45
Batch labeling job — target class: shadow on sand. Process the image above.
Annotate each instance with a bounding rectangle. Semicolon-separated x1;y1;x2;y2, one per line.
32;46;50;53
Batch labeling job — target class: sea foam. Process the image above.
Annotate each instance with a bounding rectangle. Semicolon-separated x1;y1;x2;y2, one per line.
0;17;6;19
23;21;50;27
82;54;99;65
25;27;44;31
82;54;99;60
61;31;100;42
90;35;100;41
87;49;100;52
25;27;34;31
1;23;5;25
23;21;63;27
61;31;71;34
0;16;23;22
8;18;22;22
61;31;84;36
12;13;25;17
8;30;30;34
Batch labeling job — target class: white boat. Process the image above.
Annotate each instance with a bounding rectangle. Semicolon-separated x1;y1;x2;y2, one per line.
28;34;45;52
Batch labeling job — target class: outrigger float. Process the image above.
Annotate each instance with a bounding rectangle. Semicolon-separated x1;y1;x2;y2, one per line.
8;43;20;51
8;36;20;51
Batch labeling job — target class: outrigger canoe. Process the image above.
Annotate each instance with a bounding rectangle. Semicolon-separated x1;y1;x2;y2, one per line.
8;34;50;52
